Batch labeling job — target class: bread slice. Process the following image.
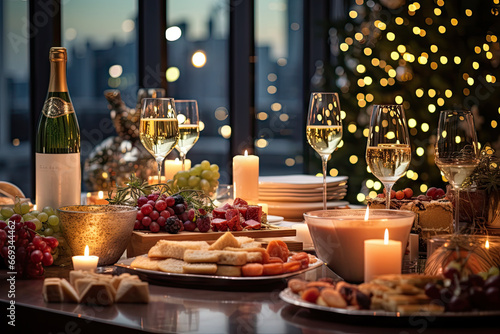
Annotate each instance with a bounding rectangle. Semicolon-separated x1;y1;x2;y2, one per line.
130;256;161;271
116;280;150;303
110;273;140;290
209;232;239;250
74;278;98;296
224;246;266;255
148;240;209;259
235;236;254;246
60;278;80;303
43;278;63;303
79;281;115;305
241;241;262;249
215;250;247;266
215;265;242;277
182;262;218;275
245;252;263;263
69;270;92;287
183;249;220;263
157;258;186;274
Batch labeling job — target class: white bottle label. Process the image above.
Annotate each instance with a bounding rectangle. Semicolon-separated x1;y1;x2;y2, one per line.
35;153;81;210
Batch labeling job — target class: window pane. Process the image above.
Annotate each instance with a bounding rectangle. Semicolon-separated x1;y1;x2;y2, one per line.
255;0;304;175
0;0;31;197
62;0;138;191
167;0;230;183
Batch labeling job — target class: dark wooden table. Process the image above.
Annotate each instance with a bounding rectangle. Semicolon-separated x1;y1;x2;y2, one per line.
0;265;498;334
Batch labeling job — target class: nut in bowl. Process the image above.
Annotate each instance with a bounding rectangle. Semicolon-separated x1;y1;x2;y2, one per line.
304;209;414;283
58;205;137;266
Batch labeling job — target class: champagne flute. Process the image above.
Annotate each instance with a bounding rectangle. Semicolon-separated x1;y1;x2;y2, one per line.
366;105;411;209
435;110;479;233
174;100;200;170
140;98;179;184
306;92;343;210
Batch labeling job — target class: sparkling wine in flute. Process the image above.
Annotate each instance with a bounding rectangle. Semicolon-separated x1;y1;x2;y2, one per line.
306;125;342;156
176;124;200;155
36;47;81;210
366;144;411;183
140;119;179;159
435;161;478;188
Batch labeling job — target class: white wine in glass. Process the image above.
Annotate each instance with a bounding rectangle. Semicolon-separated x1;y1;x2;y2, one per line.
140;98;179;184
366;105;411;209
306;93;343;210
174;100;200;170
435;110;479;232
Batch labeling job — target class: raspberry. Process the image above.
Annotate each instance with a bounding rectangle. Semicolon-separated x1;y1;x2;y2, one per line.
197;215;211;232
165;217;182;234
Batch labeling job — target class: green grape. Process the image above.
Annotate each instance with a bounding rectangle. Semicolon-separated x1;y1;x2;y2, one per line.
43;227;54;236
30;210;40;216
20;202;31;215
43;206;55;216
33;219;42;231
48;215;60;226
52;224;60;233
210;164;219;172
200;179;210;191
488;266;500;277
179;171;191;179
23;214;36;222
200;160;211;170
213;171;220;179
1;207;14;218
201;170;213;180
37;212;48;223
176;177;188;188
0;215;5;221
188;176;201;187
13;202;22;214
190;165;202;176
210;180;219;188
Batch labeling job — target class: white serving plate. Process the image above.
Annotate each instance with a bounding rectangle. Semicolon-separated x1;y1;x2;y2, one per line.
259;175;348;190
267;200;350;219
259;193;347;202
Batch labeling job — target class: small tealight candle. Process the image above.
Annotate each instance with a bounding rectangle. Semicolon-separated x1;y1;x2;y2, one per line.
364;229;402;282
233;150;259;203
72;245;99;272
164;158;191;181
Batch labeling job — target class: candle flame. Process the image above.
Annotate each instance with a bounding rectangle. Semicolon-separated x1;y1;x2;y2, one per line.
86;192;91;198
33;204;37;211
174;158;180;163
244;150;248;156
98;191;104;199
364;206;369;221
384;228;389;245
84;245;89;257
485;239;490;249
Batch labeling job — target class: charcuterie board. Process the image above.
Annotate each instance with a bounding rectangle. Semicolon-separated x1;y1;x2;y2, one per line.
127;227;298;257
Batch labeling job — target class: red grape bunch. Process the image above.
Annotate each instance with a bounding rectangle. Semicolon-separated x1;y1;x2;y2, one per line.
134;193;205;234
0;215;58;278
424;261;500;312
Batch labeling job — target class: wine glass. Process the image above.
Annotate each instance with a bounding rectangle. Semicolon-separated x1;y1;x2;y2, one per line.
306;92;343;210
366;105;411;209
174;100;200;170
435;110;479;233
140;98;179;184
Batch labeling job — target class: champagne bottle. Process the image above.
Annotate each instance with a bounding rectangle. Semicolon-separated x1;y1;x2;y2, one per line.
35;47;81;210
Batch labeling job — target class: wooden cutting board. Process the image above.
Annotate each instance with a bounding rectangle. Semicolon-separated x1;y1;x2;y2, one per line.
127;228;297;257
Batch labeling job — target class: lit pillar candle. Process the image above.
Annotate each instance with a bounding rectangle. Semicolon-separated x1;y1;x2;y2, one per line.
258;203;269;215
364;229;402;282
72;245;99;272
293;224;314;249
233;150;259;203
164;158;191;181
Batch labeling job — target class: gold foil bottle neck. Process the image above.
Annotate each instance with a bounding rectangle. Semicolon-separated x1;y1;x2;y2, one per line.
49;47;67;62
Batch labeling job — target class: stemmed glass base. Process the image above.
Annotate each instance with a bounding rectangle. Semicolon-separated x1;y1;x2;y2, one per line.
155;157;164;184
383;182;394;210
453;186;461;233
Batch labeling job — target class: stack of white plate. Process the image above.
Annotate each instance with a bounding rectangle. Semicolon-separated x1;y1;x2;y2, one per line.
259;175;349;219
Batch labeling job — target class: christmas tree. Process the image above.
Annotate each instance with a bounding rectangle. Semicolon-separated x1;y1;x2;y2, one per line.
324;0;500;203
